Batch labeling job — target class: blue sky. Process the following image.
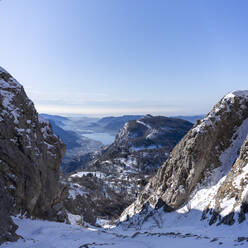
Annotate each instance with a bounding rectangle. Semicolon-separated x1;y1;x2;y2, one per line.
0;0;248;116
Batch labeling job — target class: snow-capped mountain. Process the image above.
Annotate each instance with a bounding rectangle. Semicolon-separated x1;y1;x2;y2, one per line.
120;91;248;228
89;115;193;174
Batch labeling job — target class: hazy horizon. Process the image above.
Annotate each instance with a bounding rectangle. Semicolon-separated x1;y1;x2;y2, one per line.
1;1;248;116
40;112;205;118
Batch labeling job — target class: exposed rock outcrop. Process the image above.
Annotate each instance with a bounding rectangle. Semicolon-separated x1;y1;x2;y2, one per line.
0;67;66;243
120;91;248;226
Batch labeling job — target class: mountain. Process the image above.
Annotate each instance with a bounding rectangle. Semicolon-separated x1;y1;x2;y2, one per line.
39;114;69;126
64;115;193;225
120;91;248;229
0;67;67;244
96;115;144;133
90;115;193;174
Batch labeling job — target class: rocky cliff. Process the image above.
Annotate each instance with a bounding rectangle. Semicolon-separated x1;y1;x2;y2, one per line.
120;91;248;227
0;67;66;243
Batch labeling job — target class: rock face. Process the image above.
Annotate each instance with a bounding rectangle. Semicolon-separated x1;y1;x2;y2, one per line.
0;67;66;243
120;91;248;227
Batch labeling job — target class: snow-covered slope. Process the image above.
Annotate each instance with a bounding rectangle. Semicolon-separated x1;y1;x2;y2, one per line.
2;216;248;248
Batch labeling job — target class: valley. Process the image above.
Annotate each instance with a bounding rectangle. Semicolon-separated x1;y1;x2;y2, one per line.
41;113;193;225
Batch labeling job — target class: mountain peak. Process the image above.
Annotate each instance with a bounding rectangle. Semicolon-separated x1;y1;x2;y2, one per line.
224;90;248;99
0;66;22;89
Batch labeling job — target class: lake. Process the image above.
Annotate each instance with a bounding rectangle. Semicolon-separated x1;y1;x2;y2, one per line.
82;132;115;145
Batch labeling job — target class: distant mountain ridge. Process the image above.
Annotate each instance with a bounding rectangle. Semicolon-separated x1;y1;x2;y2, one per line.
40;114;69;126
96;115;144;133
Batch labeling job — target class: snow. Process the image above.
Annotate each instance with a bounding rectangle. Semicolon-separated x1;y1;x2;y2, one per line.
0;68;22;89
224;90;248;100
68;183;88;200
219;197;236;216
219;119;248;173
40;125;51;139
70;171;105;179
137;120;152;129
192;90;248;134
0;89;20;124
96;218;112;228
15;127;25;135
38;115;50;125
178;118;248;216
67;212;83;226
0;68;29;126
130;145;158;151
118;157;137;168
2;216;248;248
146;129;159;139
232;163;248;190
44;141;54;150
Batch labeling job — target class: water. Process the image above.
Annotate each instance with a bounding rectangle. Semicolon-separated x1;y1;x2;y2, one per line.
82;132;115;145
